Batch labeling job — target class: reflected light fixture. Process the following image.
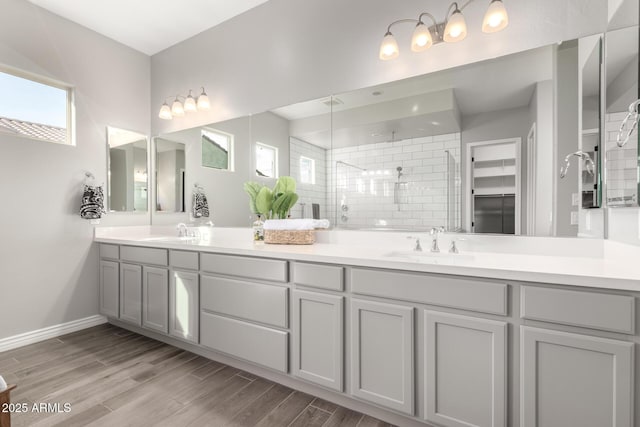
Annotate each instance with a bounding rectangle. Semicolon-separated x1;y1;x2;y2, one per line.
183;90;197;113
379;0;509;61
158;87;211;120
197;87;210;110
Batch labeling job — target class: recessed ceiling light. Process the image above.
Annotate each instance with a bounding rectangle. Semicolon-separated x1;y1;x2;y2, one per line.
431;121;440;125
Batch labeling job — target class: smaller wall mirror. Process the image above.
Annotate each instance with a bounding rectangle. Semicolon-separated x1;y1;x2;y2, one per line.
154;138;186;213
107;126;148;212
604;0;639;207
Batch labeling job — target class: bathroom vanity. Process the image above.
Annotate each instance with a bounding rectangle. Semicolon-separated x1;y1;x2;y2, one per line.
95;227;640;427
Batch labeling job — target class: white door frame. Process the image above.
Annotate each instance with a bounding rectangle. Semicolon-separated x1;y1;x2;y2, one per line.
465;137;522;235
526;124;537;235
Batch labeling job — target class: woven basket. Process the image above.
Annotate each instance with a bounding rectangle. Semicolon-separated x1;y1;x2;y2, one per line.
264;229;315;245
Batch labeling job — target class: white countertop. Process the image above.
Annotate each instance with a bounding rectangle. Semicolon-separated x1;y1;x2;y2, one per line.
94;226;640;292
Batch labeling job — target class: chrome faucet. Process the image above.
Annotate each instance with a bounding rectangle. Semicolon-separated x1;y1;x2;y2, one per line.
430;227;445;253
176;223;188;237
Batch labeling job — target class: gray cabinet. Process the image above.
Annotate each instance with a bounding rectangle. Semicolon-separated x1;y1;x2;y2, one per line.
99;260;119;318
521;326;634;427
292;290;343;391
169;270;199;343
350;298;414;415
142;266;169;333
120;263;142;325
424;311;507;427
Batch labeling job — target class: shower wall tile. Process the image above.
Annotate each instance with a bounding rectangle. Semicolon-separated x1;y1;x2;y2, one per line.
328;133;461;230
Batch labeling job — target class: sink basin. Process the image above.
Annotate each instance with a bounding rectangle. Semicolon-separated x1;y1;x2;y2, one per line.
384;250;475;264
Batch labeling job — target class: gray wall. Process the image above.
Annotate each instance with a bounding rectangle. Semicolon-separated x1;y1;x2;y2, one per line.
556;42;580;237
0;0;150;339
150;0;607;137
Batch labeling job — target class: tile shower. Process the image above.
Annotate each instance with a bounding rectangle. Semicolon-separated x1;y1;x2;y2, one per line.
290;133;461;230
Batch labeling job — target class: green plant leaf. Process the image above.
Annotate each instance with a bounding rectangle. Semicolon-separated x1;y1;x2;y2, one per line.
255;187;273;217
243;182;263;214
273;176;296;195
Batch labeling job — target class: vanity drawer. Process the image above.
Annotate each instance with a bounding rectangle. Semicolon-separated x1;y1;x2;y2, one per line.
170;250;199;271
120;246;168;266
99;244;119;260
351;268;508;316
521;286;635;334
293;262;344;291
200;253;288;282
200;275;288;328
200;311;288;373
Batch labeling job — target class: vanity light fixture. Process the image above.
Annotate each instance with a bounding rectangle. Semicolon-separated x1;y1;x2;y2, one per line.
158;87;211;120
379;0;508;61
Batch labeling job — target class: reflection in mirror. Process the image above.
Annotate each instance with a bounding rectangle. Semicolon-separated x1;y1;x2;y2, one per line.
270;41;606;236
270;100;331;221
579;35;602;210
154;116;254;226
154;138;186;213
266;37;613;237
107;127;148;212
605;1;639;207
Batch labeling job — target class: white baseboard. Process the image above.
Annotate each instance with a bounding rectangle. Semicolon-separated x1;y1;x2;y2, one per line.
0;315;108;353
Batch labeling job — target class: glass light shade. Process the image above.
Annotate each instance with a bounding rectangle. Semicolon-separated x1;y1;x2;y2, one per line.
482;0;509;33
379;32;399;60
184;94;197;112
411;23;433;52
158;103;172;120
443;10;468;42
197;90;211;110
171;99;185;117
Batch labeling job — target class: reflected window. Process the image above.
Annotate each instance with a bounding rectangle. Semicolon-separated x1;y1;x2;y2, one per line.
0;68;73;145
202;128;233;170
300;156;316;184
256;142;278;178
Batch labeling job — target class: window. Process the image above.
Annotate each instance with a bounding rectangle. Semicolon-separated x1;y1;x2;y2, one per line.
0;68;73;145
255;142;278;178
202;128;234;171
300;156;316;184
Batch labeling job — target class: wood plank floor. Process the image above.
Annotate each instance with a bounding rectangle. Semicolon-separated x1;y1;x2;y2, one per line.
0;324;395;427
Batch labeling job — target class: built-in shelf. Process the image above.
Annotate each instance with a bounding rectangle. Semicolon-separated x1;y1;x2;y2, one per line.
474;187;516;196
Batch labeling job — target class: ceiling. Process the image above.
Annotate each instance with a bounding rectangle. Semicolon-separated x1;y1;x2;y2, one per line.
27;0;270;55
273;45;554;121
273;45;553;148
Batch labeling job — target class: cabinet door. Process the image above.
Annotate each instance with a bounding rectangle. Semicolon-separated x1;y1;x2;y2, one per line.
425;311;507;427
169;270;199;343
99;260;119;318
521;326;634;427
293;290;343;391
120;263;142;325
351;298;414;415
142;266;169;333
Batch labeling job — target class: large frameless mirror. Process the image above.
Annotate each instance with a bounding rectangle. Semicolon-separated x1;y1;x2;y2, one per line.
269;39;604;237
106;126;149;213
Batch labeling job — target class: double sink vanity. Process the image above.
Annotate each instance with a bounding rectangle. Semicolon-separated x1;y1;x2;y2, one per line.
95;226;640;427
